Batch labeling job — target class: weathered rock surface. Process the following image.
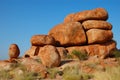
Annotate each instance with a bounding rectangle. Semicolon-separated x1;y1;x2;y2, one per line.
57;47;68;59
24;46;39;57
73;8;108;22
38;45;61;68
21;58;47;74
66;40;116;58
64;13;75;23
8;44;20;60
48;22;86;46
82;20;112;30
31;35;56;46
86;29;113;44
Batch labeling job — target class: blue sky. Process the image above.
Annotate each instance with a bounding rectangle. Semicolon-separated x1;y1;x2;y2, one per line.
0;0;120;60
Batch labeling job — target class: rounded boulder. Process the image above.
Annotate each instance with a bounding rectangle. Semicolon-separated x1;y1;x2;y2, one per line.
48;22;86;46
38;45;61;68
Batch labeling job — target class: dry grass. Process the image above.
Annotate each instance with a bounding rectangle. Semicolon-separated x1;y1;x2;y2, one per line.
63;66;93;80
0;63;41;80
93;66;120;80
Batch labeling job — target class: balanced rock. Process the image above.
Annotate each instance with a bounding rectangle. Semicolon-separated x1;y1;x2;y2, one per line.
64;13;75;23
38;45;61;68
48;22;86;46
86;29;113;44
31;35;56;46
57;47;68;59
8;44;20;60
24;46;39;57
73;8;108;22
82;20;112;30
66;40;116;58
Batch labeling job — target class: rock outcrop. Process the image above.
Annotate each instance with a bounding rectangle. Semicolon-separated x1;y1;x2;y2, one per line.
23;8;116;67
0;7;119;80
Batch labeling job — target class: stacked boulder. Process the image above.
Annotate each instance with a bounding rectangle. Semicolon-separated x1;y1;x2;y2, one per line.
24;8;116;67
24;35;61;68
49;8;116;58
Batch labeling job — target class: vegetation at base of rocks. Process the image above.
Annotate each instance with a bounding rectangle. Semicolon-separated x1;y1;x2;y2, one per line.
1;57;120;80
84;62;99;70
47;68;58;79
47;68;63;79
66;54;73;59
117;58;120;65
93;66;120;80
111;49;120;58
63;66;93;80
0;70;12;79
0;63;42;80
71;50;88;60
34;58;42;63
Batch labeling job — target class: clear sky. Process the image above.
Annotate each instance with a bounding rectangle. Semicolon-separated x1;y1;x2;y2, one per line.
0;0;120;60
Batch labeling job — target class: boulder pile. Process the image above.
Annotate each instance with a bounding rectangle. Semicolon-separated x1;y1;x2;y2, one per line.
24;8;116;67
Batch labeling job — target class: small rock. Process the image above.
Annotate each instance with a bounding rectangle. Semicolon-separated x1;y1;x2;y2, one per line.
8;44;20;60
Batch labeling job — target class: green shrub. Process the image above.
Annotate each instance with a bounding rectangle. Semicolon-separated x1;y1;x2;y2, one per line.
71;50;88;60
47;68;59;79
66;54;73;59
112;50;120;58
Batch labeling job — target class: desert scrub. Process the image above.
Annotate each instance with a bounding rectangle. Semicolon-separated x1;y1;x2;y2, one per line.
111;49;120;58
13;71;40;80
0;63;42;80
63;66;93;80
0;70;12;79
93;66;120;80
47;68;62;79
71;50;88;60
12;63;42;80
66;54;73;59
34;57;42;63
